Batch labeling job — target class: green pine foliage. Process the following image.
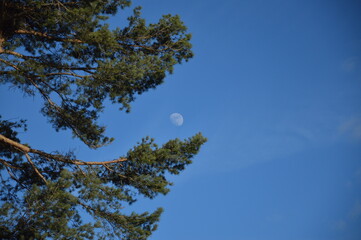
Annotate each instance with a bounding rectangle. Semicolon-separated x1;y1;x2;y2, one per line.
0;1;206;239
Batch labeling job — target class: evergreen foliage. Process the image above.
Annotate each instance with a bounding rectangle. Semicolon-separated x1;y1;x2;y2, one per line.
0;1;206;239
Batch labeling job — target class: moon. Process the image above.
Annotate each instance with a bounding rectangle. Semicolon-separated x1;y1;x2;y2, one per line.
170;113;184;126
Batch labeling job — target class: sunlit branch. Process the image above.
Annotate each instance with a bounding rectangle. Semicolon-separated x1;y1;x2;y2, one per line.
45;72;89;78
0;134;127;166
15;29;84;43
52;66;96;74
24;153;48;185
0;49;39;59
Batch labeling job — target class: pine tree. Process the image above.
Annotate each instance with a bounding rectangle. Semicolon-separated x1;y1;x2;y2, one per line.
0;1;206;239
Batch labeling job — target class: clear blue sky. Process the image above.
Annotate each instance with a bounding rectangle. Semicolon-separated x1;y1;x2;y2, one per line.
1;0;361;239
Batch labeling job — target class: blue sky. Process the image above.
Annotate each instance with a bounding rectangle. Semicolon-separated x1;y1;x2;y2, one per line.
1;0;361;239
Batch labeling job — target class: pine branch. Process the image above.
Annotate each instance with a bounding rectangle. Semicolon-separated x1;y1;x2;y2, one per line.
0;158;23;169
0;58;20;70
0;58;97;147
0;134;127;166
0;70;15;75
24;153;48;185
51;66;96;74
15;29;83;43
45;72;89;78
0;49;39;59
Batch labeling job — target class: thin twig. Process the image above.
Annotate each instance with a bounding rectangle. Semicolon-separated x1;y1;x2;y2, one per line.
103;164;114;172
75;164;86;177
5;166;18;182
25;153;48;185
0;158;23;169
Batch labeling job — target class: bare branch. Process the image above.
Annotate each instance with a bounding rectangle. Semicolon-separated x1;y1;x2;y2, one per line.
45;72;89;78
0;70;15;75
76;164;87;177
0;49;39;59
78;201;95;212
75;158;127;165
103;164;114;172
15;29;84;44
25;153;48;185
0;134;30;152
49;65;96;74
0;158;23;169
5;166;19;182
0;58;20;70
0;134;127;166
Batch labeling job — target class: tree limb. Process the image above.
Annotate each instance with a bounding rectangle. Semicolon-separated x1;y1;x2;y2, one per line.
0;58;20;70
0;59;97;147
4;166;19;183
24;153;48;185
15;29;84;43
0;158;23;169
0;70;15;75
0;134;127;166
45;72;89;78
0;49;39;59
